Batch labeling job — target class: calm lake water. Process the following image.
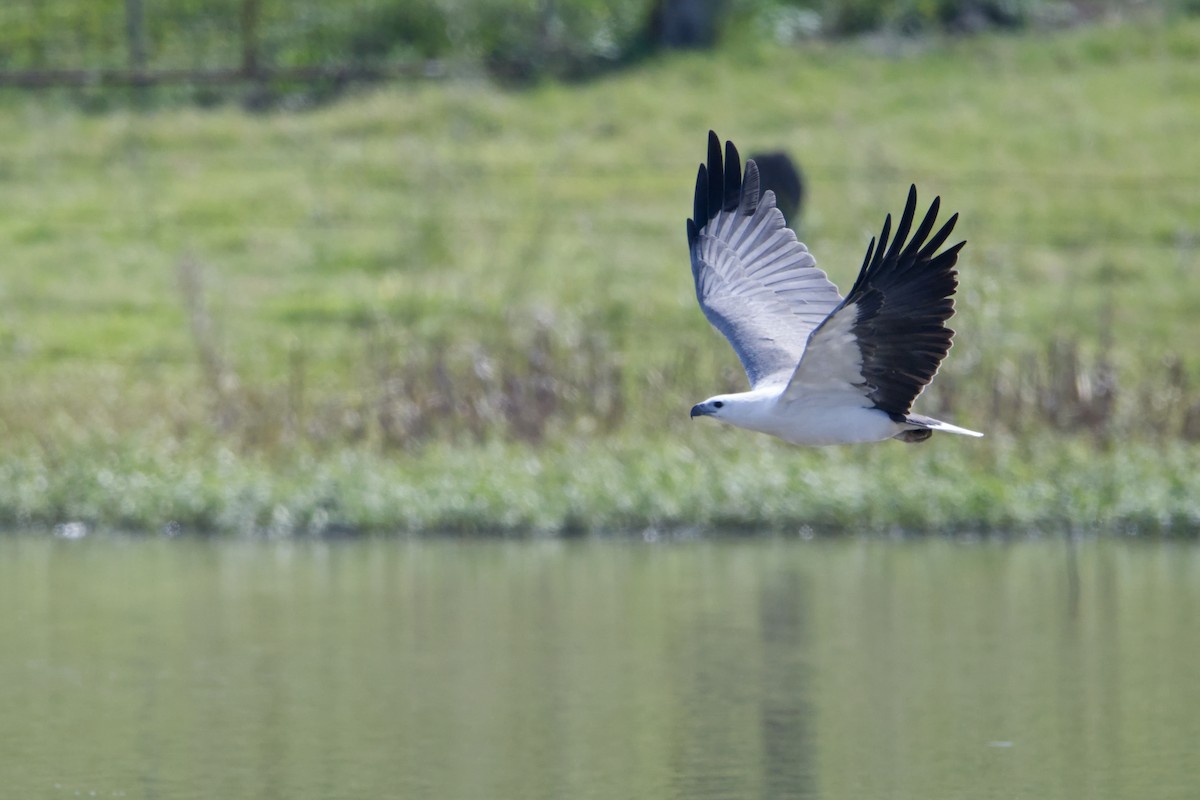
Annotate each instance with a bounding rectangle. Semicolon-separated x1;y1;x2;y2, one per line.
1;534;1198;799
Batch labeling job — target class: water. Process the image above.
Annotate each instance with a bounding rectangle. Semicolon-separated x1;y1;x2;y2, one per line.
1;535;1198;800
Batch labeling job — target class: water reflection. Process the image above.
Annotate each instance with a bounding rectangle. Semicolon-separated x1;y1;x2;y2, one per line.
757;562;816;800
0;536;1197;799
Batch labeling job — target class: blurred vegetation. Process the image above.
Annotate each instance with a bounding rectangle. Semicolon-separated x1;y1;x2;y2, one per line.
0;0;1195;85
0;18;1199;534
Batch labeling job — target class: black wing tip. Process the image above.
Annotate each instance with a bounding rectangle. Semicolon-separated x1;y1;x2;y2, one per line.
937;238;967;266
690;131;751;235
690;164;705;229
846;184;968;415
723;140;742;212
859;186;964;282
706;134;723;224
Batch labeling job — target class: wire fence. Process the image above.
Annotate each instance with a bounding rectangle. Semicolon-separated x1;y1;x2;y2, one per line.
0;0;443;87
0;0;1189;89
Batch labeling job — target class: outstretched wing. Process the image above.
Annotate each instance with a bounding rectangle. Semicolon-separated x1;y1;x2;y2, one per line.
785;185;965;416
687;131;843;388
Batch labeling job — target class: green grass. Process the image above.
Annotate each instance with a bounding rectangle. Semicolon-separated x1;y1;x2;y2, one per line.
3;435;1200;536
2;20;1200;534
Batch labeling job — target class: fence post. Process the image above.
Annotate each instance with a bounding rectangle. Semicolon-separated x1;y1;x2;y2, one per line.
125;0;147;75
241;0;261;78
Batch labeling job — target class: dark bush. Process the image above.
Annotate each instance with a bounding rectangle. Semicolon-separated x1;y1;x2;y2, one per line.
350;1;451;60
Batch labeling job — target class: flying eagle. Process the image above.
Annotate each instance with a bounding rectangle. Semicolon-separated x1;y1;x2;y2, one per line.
687;131;982;445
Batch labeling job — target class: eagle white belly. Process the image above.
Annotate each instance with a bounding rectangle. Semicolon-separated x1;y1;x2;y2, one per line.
768;404;902;445
700;386;903;446
750;399;900;445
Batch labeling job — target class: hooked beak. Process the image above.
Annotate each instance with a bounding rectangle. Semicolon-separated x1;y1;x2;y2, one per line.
690;403;709;419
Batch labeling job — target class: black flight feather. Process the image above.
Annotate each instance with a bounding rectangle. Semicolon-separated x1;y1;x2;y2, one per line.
688;130;759;251
839;184;966;416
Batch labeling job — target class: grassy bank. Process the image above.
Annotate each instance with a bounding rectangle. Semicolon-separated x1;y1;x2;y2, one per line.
2;436;1199;536
2;20;1199;534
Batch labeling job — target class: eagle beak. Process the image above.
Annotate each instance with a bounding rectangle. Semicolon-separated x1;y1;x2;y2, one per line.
690;404;706;419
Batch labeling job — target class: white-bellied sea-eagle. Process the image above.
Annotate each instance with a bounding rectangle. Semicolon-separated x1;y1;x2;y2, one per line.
687;131;983;445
